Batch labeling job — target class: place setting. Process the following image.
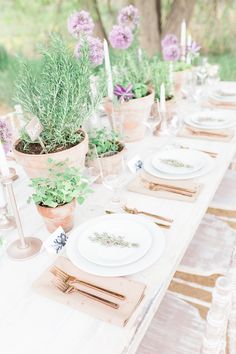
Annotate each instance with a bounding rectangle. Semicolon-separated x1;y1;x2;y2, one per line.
207;87;236;109
128;146;215;202
33;212;166;326
178;109;236;141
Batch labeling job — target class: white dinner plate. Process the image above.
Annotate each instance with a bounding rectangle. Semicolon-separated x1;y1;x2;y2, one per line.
66;214;165;277
77;217;152;267
216;88;236;97
209;93;236;103
144;151;214;180
184;111;236;130
151;149;205;175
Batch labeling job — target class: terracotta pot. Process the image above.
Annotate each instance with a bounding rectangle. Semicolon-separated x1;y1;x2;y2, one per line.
173;69;191;95
87;144;125;183
151;97;176;121
104;89;155;142
36;199;76;233
13;129;88;178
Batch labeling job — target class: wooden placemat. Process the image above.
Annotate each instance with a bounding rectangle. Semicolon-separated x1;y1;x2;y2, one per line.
33;256;146;327
177;125;234;142
127;171;202;202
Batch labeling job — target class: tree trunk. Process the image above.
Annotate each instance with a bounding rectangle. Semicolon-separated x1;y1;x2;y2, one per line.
163;0;195;38
91;0;108;39
133;0;161;55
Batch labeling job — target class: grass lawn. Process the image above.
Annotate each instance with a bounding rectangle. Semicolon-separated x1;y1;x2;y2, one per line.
208;54;236;81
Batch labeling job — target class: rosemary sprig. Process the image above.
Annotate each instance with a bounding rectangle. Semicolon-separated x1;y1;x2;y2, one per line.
89;232;139;248
160;158;193;169
197;117;224;123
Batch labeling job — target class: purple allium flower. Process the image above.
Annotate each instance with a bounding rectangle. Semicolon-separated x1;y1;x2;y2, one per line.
187;41;201;56
75;36;104;66
114;84;134;102
161;34;178;48
117;5;139;30
67;11;95;38
109;25;133;50
0;119;12;154
163;44;180;62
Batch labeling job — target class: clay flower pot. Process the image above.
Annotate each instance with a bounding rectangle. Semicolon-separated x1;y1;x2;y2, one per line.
87;143;125;183
104;89;155;142
13;129;88;178
36;199;76;233
173;69;191;96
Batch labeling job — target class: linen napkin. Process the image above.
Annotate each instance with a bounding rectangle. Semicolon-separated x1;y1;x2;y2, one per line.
204;97;236;110
127;171;202;202
178;125;234;142
33;256;146;327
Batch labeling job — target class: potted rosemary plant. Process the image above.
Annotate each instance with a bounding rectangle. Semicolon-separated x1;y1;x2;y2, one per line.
29;160;91;233
13;34;102;178
87;128;125;183
104;5;154;142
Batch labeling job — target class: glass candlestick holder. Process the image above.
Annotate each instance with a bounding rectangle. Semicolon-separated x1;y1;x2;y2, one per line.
1;176;42;260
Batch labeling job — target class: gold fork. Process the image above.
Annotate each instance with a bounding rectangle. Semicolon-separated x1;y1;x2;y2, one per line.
51;266;125;300
53;277;119;309
122;205;173;223
105;210;171;229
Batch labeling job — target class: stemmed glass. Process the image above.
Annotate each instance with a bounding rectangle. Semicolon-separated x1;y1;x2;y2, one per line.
100;154;130;208
81;144;104;218
145;102;161;136
156;100;172;136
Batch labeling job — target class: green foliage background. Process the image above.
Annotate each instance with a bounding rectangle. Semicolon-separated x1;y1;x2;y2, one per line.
0;0;235;108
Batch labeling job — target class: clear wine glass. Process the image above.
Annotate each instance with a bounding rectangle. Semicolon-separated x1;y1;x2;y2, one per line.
145;102;161;136
100;155;129;206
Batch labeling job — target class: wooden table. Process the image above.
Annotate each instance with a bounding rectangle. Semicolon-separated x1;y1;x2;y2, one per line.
1;87;236;354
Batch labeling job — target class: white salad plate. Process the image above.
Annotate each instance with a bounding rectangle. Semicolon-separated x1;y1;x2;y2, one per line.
66;214;165;277
184;111;236;130
144;150;214;181
77;217;152;267
151;149;205;175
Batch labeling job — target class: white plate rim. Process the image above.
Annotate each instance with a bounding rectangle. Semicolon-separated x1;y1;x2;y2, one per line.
184;113;236;130
66;214;166;277
151;148;205;175
144;151;214;180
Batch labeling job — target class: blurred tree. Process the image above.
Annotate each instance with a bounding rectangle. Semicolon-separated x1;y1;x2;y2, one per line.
162;0;195;36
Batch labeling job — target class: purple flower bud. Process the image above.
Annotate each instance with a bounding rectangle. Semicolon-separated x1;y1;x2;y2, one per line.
187;41;201;56
0;118;12;154
68;11;95;38
162;44;180;62
117;5;139;30
161;34;179;48
109;25;133;50
75;36;104;67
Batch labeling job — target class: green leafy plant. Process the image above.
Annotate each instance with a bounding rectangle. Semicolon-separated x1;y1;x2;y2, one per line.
28;159;92;208
111;47;151;99
88;128;121;157
173;61;191;72
15;34;104;153
150;56;172;100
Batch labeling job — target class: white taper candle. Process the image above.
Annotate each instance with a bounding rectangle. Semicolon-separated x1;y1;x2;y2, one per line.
160;83;166;113
103;39;113;100
0;141;10;177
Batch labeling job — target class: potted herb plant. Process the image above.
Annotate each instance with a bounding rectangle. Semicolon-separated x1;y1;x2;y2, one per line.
161;33;192;95
87;128;125;183
29;160;91;233
104;5;154;142
13;34;103;178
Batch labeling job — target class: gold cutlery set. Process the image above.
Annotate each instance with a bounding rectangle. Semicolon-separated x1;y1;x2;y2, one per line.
51;266;125;309
106;205;173;229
